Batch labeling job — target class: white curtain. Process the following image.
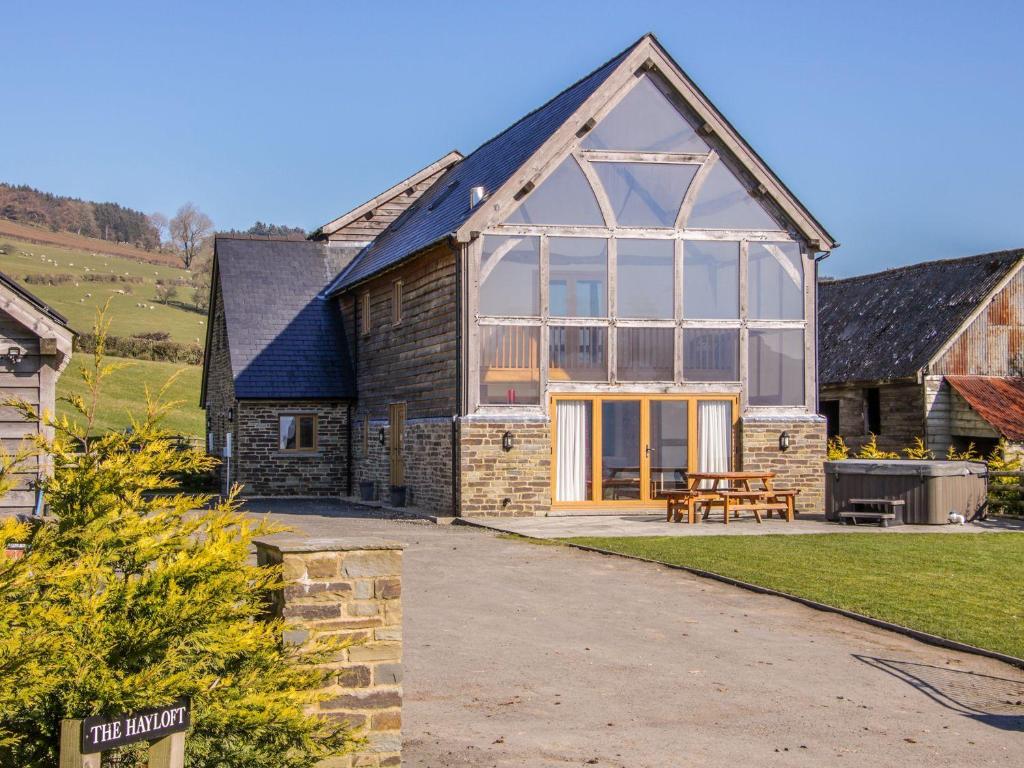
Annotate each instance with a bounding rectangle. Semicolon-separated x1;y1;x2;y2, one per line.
698;401;731;481
556;401;588;501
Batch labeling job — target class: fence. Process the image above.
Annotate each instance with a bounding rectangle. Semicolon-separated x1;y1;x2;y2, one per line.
987;471;1024;517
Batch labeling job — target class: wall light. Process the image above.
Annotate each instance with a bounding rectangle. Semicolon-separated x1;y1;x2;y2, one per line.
379;427;387;446
227;407;234;422
6;347;22;366
779;431;791;451
502;431;514;452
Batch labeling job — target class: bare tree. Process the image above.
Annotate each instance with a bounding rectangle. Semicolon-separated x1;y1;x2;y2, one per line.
168;203;213;269
148;211;169;247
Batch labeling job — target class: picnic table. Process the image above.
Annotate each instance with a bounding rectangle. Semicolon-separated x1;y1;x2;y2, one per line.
664;471;798;525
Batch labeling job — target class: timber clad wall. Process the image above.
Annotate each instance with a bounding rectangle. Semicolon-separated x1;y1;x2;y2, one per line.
459;419;551;517
344;244;457;512
0;314;43;513
740;417;826;514
820;381;924;453
235;401;349;496
930;266;1024;376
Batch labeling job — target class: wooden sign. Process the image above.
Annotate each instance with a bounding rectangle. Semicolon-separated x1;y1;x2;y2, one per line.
80;698;190;754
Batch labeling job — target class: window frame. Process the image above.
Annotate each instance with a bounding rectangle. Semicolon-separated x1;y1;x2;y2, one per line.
279;413;318;452
392;279;404;325
360;291;371;336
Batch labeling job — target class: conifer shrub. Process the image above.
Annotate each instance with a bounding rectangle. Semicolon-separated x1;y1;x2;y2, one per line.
0;307;357;767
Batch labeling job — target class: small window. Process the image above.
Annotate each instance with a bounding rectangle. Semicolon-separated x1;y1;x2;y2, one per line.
360;292;371;335
280;414;317;451
864;388;881;435
392;280;404;324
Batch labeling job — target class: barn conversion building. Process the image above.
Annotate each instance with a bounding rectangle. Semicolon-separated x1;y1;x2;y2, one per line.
202;34;836;516
818;249;1024;458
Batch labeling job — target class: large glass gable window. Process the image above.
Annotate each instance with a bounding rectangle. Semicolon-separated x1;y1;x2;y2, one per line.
617;239;674;319
480;235;539;316
686;161;780;230
749;242;803;320
506;156;605;226
683;241;739;319
593;162;697;227
582;75;710;153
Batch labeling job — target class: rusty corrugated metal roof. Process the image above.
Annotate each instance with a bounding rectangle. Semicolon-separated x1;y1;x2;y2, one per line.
946;375;1024;441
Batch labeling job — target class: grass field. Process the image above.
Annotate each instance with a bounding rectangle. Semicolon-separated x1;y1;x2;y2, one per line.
0;218;182;265
0;236;206;343
57;354;204;436
566;533;1024;658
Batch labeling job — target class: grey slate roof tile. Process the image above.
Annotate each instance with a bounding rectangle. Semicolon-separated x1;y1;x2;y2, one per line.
215;237;354;399
818;249;1024;385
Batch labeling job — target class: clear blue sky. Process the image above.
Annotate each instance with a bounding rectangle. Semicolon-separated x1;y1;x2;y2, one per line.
2;0;1021;276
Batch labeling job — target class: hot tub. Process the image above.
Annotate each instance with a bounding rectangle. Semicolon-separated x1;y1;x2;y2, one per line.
824;460;988;525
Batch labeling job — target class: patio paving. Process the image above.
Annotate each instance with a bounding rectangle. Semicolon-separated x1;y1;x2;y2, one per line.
460;512;1024;539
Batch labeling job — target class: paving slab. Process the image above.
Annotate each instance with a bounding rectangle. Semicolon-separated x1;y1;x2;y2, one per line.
244;500;1023;768
460;512;1024;539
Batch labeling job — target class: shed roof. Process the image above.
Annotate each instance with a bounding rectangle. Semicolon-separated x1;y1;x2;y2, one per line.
946;375;1024;441
0;270;71;329
818;250;1024;385
212;236;355;399
325;38;640;294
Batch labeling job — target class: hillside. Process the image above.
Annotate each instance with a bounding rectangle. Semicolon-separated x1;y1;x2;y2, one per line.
0;236;207;345
58;354;204;436
0;218;182;266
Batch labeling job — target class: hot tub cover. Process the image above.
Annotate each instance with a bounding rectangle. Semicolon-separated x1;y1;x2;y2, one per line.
824;460;987;477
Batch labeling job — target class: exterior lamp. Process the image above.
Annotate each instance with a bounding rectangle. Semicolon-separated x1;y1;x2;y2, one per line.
227;407;234;422
502;431;514;452
6;347;22;366
779;431;791;451
379;427;387;446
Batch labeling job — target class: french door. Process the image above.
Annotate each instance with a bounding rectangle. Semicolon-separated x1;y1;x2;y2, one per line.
551;394;736;508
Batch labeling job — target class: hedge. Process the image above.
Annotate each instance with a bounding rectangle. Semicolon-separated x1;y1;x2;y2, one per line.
75;333;203;365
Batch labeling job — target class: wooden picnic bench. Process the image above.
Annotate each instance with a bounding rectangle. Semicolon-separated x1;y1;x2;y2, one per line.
664;472;798;524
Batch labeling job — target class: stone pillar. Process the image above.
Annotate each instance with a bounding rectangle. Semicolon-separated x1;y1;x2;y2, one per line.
255;537;404;768
740;416;827;514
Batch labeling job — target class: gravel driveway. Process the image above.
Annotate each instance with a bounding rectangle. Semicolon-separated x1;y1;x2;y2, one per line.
246;501;1023;767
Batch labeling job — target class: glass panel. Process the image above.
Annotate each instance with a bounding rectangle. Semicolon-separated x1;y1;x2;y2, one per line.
298;416;315;449
602;400;641;500
582;75;710;153
479;325;540;404
279;416;296;450
686;161;780;230
749;329;805;406
555;400;592;502
617;239;674;319
549;237;607;317
683;329;739;381
479;235;539;316
683;241;739;319
505;156;604;226
649;400;688;498
549;326;607;381
749;242;803;320
698;400;732;473
616;327;674;381
594;162;697;227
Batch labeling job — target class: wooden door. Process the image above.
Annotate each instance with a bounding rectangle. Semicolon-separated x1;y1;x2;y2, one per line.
389;403;406;486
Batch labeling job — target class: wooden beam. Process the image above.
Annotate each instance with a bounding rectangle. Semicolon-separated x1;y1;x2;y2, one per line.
581;150;708;164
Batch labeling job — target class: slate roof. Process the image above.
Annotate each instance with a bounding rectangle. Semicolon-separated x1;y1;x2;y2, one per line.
0;270;71;329
946;376;1024;441
213;237;355;399
324;38;641;295
818;249;1024;385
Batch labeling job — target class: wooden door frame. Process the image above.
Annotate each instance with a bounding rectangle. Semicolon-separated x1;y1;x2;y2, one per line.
550;392;738;509
388;402;406;486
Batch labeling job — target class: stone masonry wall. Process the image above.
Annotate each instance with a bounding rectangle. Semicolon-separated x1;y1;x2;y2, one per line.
740;416;827;515
459;418;551;517
819;381;924;454
255;537;404;768
203;280;236;490
353;417;452;513
235;401;350;496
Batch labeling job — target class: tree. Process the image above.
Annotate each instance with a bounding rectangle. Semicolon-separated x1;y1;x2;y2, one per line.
154;280;178;304
0;306;357;767
169;203;213;269
148;211;169;246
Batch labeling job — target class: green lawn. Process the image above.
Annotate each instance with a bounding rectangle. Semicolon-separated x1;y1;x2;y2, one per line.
0;237;206;343
57;354;204;436
566;533;1024;658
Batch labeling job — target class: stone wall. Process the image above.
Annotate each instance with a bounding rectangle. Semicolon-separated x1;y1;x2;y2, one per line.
740;415;827;514
235;401;350;496
203;280;236;490
255;537;404;768
819;381;924;453
459;417;551;517
353;417;452;513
